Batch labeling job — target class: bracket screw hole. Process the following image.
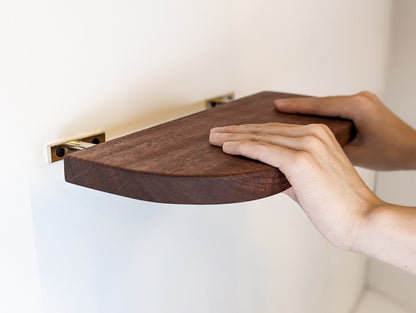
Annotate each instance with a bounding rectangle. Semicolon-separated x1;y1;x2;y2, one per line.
56;147;66;158
92;138;100;144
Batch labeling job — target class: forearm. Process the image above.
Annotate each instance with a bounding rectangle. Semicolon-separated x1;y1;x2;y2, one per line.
355;203;416;273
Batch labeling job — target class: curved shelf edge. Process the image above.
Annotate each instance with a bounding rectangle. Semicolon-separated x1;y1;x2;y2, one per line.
64;91;355;204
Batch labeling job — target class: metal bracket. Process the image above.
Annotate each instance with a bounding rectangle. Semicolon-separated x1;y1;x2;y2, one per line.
48;132;105;163
205;92;234;108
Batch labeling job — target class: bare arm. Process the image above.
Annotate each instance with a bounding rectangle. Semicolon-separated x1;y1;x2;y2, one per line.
209;91;416;273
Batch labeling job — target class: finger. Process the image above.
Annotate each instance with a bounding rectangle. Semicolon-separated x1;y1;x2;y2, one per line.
211;122;297;135
274;96;357;120
210;132;299;149
222;140;295;171
210;132;296;147
210;123;325;141
210;132;330;156
210;123;337;150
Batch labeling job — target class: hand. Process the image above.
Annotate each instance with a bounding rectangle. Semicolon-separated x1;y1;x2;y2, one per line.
209;91;416;272
209;122;383;250
273;91;416;170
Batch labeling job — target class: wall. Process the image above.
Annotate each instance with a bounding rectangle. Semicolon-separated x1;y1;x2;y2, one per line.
369;1;416;311
0;1;391;312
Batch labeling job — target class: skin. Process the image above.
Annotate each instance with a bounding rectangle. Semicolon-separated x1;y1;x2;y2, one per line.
209;91;416;273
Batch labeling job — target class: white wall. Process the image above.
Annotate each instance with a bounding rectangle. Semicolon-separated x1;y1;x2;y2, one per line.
353;290;413;313
369;1;416;311
0;1;392;312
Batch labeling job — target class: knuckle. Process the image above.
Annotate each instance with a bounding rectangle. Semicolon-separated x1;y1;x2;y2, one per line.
303;135;323;151
352;93;370;105
352;91;379;113
357;90;374;98
255;134;267;142
248;142;268;160
358;90;378;100
231;141;248;156
306;123;331;139
317;123;331;135
293;150;314;165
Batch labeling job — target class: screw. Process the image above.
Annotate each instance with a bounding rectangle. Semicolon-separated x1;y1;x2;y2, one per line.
56;147;66;158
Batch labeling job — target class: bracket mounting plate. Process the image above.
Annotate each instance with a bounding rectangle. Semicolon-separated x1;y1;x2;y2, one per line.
47;132;106;163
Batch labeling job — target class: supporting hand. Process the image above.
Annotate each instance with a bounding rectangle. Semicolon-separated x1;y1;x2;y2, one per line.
274;91;416;170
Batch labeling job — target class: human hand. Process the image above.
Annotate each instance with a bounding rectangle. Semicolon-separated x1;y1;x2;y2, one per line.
209;122;383;250
274;91;416;170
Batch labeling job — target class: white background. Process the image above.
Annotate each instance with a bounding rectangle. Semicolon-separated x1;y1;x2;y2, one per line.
2;0;413;312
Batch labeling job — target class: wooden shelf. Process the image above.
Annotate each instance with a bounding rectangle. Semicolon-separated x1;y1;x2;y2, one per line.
64;91;355;204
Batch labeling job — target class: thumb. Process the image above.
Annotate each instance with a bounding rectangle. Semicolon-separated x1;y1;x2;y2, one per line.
274;96;355;120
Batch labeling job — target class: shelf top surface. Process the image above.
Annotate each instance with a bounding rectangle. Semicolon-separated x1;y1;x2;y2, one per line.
65;91;355;204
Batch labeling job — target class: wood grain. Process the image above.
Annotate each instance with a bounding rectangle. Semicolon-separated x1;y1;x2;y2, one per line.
64;91;356;204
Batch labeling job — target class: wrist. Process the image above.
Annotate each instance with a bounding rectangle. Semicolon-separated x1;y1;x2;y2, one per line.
349;198;384;253
352;202;387;255
330;194;384;252
352;202;416;272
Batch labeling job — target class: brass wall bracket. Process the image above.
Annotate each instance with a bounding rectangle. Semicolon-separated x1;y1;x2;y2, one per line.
48;132;105;163
205;92;234;108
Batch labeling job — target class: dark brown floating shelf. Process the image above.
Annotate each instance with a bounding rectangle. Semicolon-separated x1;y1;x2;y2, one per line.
64;91;355;204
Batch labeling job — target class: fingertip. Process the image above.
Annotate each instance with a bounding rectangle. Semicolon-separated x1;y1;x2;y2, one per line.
211;125;233;133
273;99;286;106
274;99;295;112
208;132;222;146
222;140;231;149
222;141;237;154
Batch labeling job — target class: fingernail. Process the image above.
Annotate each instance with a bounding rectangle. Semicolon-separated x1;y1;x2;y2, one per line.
210;127;225;133
209;132;218;139
222;141;231;150
274;99;289;106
